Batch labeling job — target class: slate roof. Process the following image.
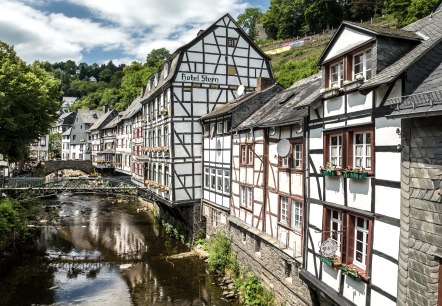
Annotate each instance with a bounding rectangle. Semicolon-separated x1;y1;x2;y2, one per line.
387;60;442;118
77;109;104;124
62;127;71;136
89;110;115;131
318;21;420;64
237;74;322;129
201;84;284;121
140;14;272;105
121;96;142;120
360;10;442;92
103;115;120;129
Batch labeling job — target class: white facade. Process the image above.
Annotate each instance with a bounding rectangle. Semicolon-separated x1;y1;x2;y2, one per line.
140;14;272;206
302;22;410;306
30;135;49;161
61;128;71;160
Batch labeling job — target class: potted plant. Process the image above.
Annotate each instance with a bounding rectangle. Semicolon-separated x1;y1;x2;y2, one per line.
343;167;369;180
320;162;339;176
320;255;341;268
340;264;362;281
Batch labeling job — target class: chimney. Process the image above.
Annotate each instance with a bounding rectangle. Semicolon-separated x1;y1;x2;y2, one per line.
103;106;109;113
256;77;275;92
197;29;205;36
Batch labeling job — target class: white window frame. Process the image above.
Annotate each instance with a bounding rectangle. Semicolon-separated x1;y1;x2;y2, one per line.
217;121;223;135
281;156;289;168
291;200;302;229
248;146;254;165
223;170;230;194
280;197;289;224
247;187;253;209
217;169;223;192
329;61;343;88
329;135;342;167
353;132;371;169
354;217;369;269
353;49;372;80
330;209;342;256
211;168;216;190
293;144;302;169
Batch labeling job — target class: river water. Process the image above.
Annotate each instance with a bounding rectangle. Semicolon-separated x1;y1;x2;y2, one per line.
0;194;237;306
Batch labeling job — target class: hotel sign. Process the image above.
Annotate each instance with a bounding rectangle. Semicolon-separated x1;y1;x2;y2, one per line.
176;72;220;84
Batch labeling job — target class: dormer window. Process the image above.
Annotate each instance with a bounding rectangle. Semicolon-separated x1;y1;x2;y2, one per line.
330;61;343;88
154;73;158;87
353;49;372;80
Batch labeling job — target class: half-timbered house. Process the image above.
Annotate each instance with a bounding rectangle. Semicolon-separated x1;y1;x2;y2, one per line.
301;20;425;306
115;98;140;176
200;79;282;236
138;13;272;236
90;110;117;169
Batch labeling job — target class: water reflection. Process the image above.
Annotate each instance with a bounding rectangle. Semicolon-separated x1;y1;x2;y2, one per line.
0;194;235;306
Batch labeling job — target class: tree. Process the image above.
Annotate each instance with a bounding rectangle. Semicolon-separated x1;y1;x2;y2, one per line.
0;40;61;162
145;48;170;69
237;7;263;40
49;132;61;159
305;0;342;34
119;62;150;110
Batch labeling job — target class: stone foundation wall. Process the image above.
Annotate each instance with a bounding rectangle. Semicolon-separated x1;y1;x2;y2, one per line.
202;202;229;238
228;219;312;306
397;117;442;306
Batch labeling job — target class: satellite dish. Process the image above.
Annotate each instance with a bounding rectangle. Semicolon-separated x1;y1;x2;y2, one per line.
269;127;276;136
295;124;303;134
237;85;245;96
277;139;291;157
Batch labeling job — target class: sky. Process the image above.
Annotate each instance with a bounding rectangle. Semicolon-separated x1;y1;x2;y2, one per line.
0;0;270;65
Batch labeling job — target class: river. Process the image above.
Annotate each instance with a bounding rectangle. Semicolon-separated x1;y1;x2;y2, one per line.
0;194;238;306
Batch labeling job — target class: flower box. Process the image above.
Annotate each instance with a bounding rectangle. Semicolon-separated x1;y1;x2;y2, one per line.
321;169;337;177
343;171;368;180
320;256;341;268
322;88;340;99
342;79;364;92
340;265;362;281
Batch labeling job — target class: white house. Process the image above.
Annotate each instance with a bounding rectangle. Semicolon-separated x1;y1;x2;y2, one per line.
301;21;422;306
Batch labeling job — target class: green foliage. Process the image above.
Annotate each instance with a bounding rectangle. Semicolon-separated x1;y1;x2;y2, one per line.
0;41;61;162
207;233;235;275
0;198;42;248
274;57;319;88
145;48;171;69
234;270;275;306
237;8;263;40
161;219;186;243
304;0;343;34
49;132;61;159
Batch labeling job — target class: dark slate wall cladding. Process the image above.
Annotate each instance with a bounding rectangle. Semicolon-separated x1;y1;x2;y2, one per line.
228;222;312;306
398;117;442;306
404;41;442;96
376;37;417;73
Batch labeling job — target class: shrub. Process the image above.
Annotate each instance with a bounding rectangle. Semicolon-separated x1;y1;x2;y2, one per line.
235;270;275;306
207;233;232;275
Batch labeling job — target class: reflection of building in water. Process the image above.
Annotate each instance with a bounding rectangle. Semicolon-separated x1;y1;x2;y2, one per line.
112;215;148;258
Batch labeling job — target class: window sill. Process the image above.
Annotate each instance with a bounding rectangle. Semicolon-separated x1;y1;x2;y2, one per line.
340;264;370;282
240;205;253;212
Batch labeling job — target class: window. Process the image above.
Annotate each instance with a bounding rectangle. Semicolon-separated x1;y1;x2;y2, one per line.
227;38;237;47
293;144;302;169
353;132;371;169
354;217;369;269
211;169;216;189
224;120;231;133
205;168;210;188
73;135;76;141
241;145;247;164
164;126;169;147
240;186;253;209
280;197;289;224
40;137;46;146
217;121;223;135
163;63;169;79
217;169;223;192
224;170;230;194
154;73;158;87
291;201;302;229
329;134;342;167
164;165;169;187
281;155;289;168
157;128;162;147
323;208;372;277
330;61;343;87
248;145;254;164
353;49;372;80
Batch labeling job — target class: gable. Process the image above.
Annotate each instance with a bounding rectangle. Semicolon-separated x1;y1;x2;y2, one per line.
323;27;373;63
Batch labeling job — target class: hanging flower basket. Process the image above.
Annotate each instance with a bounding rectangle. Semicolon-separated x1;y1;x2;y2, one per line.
320;256;341;268
340;265;362;281
343;167;369;180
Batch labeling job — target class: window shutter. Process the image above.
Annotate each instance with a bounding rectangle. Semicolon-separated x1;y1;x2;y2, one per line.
324;134;330;168
322;207;331;242
346;215;355;264
347;131;354;169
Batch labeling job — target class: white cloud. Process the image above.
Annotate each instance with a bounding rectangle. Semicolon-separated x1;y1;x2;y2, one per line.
0;0;250;64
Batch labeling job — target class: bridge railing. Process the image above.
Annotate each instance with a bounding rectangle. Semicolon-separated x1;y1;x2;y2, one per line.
4;177;46;188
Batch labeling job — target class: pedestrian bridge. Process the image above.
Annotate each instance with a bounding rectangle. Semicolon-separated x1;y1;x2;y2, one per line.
0;176;150;199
